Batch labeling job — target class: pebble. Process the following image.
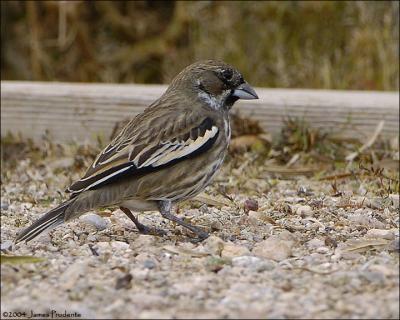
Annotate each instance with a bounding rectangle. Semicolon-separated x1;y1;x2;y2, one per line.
368;197;390;210
306;238;325;249
81;213;109;231
110;241;130;251
388;238;399;251
284;197;306;204
316;246;330;254
296;205;313;217
1;240;13;251
59;261;89;290
231;256;276;271
115;273;133;290
252;236;293;261
94;242;111;255
348;212;385;229
131;235;156;249
143;259;157;269
203;235;225;256
210;220;223;231
361;271;386;285
244;199;259;212
221;243;251;258
366;229;395;240
389;194;399;209
1;202;9;210
248;211;264;225
231;255;261;267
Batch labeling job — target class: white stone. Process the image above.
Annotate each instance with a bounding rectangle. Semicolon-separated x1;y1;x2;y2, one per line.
306;238;325;249
252;236;293;261
231;255;262;267
203;235;225;256
59;260;89;290
221;243;251;258
110;241;130;251
81;213;109;230
232;256;276;271
296;205;313;216
316;246;330;254
366;229;395;240
1;240;13;251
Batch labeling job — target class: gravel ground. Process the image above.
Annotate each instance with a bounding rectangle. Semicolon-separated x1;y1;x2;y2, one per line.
1;143;399;319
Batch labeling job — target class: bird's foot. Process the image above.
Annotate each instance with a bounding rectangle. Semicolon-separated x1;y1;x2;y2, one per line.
158;201;209;241
135;223;167;237
120;206;167;237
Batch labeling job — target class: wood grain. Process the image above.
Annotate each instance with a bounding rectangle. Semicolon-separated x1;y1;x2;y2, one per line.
1;81;398;143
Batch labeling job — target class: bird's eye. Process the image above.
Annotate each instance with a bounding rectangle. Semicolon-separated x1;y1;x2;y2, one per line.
222;69;233;80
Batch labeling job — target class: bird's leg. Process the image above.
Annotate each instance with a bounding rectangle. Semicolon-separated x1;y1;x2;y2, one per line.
120;207;166;236
158;201;209;241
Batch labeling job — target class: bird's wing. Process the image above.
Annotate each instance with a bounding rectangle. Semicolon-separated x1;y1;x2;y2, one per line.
66;108;219;196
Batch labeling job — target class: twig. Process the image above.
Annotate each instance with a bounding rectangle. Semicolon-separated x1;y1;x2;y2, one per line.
346;120;385;162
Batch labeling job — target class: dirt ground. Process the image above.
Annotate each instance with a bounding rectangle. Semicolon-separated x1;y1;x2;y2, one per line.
1;140;399;319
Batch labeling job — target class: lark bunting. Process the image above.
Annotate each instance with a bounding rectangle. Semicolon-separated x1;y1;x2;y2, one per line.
15;60;258;243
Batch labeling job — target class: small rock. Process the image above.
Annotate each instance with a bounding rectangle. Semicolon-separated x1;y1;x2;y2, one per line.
210;220;223;231
232;256;276;271
1;202;9;210
316;246;330;254
388;238;399;251
110;241;129;251
306;238;325;249
296;205;313;217
94;242;111;255
252;236;293;261
369;264;397;276
221;243;251;258
389;194;399;209
81;213;109;230
297;186;313;196
366;229;395;240
143;259;157;269
203;235;225;256
244;199;259;213
361;271;386;285
325;236;338;248
231;255;262;267
248;211;263;225
86;234;97;242
340;251;363;261
277;230;297;242
115;273;133;290
59;261;89;290
348;212;385;229
284;197;306;204
1;240;13;251
131;235;156;249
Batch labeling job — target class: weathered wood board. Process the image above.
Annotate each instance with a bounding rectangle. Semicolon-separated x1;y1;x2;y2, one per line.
1;81;398;143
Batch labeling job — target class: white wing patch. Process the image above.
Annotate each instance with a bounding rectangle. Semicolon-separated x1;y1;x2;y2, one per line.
133;126;219;168
68;122;218;195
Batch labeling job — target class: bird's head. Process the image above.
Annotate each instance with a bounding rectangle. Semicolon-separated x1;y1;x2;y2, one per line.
166;60;259;111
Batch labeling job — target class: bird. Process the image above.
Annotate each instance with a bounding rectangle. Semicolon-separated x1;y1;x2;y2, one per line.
15;60;258;244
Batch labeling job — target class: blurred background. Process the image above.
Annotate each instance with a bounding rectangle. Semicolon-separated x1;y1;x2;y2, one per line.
1;0;399;90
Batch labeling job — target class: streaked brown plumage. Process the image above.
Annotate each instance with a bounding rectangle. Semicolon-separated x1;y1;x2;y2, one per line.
15;60;258;243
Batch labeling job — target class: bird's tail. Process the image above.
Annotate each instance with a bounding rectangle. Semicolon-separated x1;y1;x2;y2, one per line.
15;199;75;244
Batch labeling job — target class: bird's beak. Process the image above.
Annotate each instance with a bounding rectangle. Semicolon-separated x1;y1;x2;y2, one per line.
232;82;259;100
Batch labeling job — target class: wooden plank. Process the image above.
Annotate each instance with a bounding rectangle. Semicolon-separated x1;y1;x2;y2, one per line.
1;81;398;143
